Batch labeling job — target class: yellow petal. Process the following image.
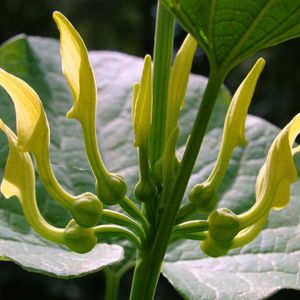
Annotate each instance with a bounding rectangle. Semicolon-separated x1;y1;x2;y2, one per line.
0;68;49;153
53;11;96;123
0;119;33;201
132;82;140;131
221;58;265;150
53;12;127;205
133;55;152;147
189;59;265;211
166;34;197;136
192;58;265;193
257;114;300;210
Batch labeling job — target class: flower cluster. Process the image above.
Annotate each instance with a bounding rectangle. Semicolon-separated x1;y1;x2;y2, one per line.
0;12;127;253
0;12;299;259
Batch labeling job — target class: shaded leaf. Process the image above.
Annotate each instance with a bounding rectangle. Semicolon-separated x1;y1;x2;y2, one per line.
162;0;300;71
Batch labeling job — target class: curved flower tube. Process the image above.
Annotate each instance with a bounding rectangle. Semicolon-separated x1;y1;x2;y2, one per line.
231;215;267;249
189;58;265;211
0;68;103;228
238;113;300;229
0;120;65;244
53;11;127;205
0;120;97;253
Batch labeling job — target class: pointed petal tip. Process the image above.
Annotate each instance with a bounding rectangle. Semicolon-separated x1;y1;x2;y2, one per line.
254;57;266;73
53;11;63;21
144;54;152;65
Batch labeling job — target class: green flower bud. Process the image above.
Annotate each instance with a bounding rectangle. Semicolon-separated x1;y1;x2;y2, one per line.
71;192;103;228
64;219;97;254
201;236;233;257
189;183;218;212
134;179;157;202
208;208;240;242
201;208;240;257
96;174;127;205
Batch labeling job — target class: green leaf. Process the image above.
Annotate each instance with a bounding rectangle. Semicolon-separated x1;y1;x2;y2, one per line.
161;0;300;72
163;116;300;299
0;240;123;278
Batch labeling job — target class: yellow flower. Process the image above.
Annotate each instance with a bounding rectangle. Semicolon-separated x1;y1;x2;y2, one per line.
165;34;197;138
238;113;300;229
0;119;65;244
189;58;265;211
0;119;97;253
54;11;126;205
0;20;104;227
132;55;152;147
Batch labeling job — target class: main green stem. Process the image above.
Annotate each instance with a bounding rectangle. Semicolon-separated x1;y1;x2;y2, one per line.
130;3;174;299
151;69;224;259
129;68;225;299
129;252;162;300
148;1;174;169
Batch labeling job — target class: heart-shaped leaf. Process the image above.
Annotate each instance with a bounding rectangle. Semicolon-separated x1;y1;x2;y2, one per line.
161;0;300;72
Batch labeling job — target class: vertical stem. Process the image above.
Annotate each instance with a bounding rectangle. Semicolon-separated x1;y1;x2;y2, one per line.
151;69;225;261
104;268;121;300
129;68;225;300
149;2;175;169
129;253;162;300
129;4;175;299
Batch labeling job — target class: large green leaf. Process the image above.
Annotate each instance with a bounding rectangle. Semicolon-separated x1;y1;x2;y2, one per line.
161;0;300;72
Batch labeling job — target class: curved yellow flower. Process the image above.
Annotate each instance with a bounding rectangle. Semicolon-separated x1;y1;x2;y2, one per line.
189;58;265;211
239;114;300;228
53;11;96;123
54;11;126;205
0;120;97;253
0;119;64;244
0;68;102;227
